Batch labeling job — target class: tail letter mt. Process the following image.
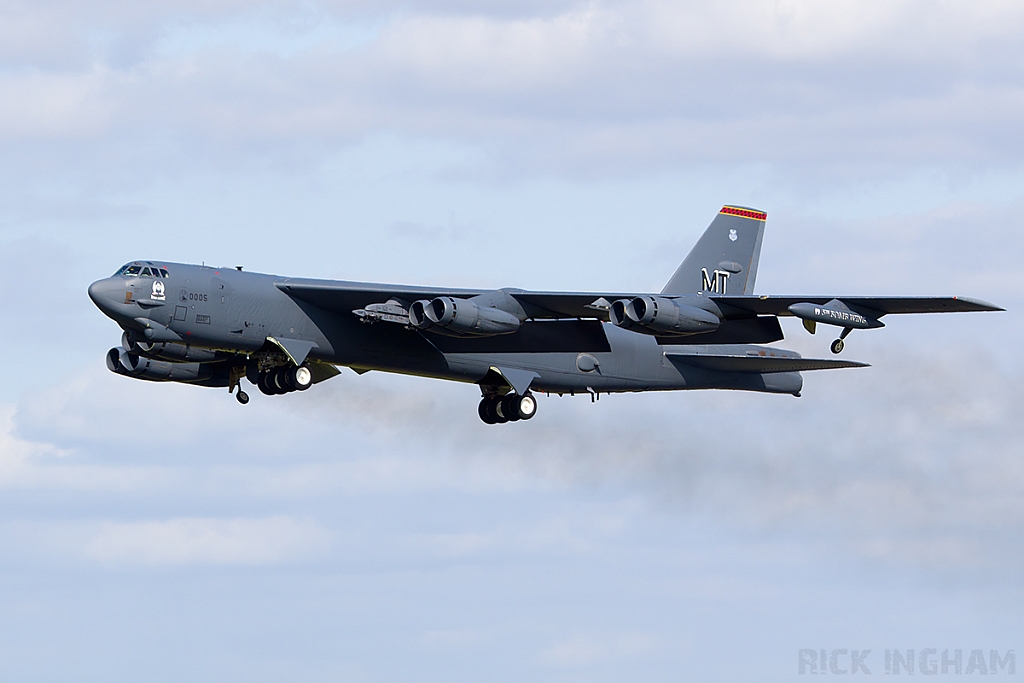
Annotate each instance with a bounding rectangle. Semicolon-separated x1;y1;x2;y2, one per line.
701;268;730;293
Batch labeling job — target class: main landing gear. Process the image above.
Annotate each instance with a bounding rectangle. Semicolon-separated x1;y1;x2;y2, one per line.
257;364;313;396
478;392;537;424
830;327;853;355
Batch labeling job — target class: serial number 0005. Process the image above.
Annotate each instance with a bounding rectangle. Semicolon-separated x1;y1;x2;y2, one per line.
187;292;208;302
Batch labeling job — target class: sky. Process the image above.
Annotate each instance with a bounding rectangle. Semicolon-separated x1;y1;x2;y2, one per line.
1;1;1023;681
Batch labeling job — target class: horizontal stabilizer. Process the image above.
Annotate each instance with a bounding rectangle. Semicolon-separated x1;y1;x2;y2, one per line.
667;353;869;373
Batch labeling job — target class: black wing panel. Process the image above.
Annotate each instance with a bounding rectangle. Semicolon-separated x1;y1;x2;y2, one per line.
426;320;611;354
657;316;784;345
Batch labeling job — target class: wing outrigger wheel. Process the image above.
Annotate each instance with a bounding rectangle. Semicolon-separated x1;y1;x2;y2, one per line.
831;327;853;354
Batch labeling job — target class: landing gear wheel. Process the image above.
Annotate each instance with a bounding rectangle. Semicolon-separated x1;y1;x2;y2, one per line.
236;390;249;405
478;397;497;424
288;365;313;391
271;367;290;394
491;396;510;424
830;338;845;354
501;394;522;422
257;372;275;395
516;393;537;420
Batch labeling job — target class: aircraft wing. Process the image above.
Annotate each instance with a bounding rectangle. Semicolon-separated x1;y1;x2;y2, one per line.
666;352;868;373
509;293;1004;319
277;281;1002;321
276;280;633;319
709;295;1003;317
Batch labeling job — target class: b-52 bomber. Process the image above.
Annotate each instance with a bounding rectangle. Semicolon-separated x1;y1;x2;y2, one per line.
89;206;1001;424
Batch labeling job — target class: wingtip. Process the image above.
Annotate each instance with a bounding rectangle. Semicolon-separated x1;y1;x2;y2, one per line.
954;296;1005;312
826;359;871;369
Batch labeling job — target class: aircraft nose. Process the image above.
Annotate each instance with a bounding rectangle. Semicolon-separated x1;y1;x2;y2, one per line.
88;277;126;316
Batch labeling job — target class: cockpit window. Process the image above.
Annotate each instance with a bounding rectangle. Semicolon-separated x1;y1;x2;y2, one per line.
114;263;167;277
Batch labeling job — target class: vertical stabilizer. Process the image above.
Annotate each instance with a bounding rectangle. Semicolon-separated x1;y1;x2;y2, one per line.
661;206;766;296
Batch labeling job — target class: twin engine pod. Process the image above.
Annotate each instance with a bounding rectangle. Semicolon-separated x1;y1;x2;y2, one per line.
121;331;219;362
106;347;224;385
409;297;522;337
610;296;721;336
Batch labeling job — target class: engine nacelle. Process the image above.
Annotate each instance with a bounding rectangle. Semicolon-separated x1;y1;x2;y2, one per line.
122;331;218;362
610;296;720;336
409;297;521;337
408;299;432;330
106;348;228;386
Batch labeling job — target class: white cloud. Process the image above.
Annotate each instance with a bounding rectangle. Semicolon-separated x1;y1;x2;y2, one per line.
0;1;1021;678
0;68;113;138
3;1;1024;174
0;400;165;494
0;404;69;483
411;512;621;559
83;515;328;565
7;332;1022;577
541;630;664;666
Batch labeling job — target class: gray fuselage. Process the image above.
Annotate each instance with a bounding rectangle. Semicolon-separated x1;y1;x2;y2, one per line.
88;261;803;398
